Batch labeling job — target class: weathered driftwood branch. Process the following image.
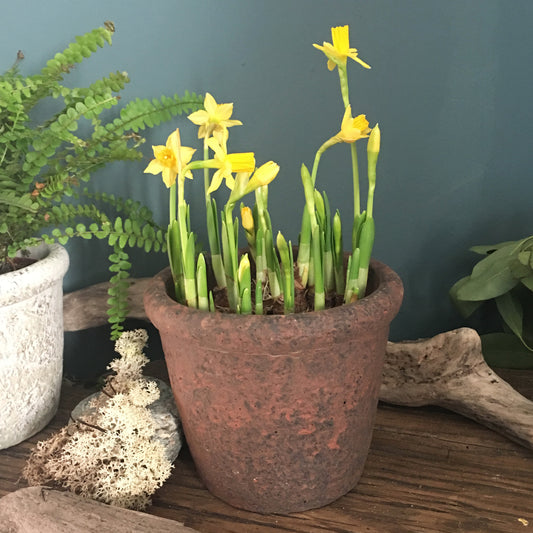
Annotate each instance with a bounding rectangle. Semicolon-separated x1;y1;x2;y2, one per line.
0;486;200;533
381;328;533;450
63;280;533;450
63;278;152;331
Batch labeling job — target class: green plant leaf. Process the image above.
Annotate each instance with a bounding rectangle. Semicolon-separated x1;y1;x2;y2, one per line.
455;243;521;301
470;239;523;255
522;274;533;292
449;276;484;317
481;333;533;369
494;292;533;350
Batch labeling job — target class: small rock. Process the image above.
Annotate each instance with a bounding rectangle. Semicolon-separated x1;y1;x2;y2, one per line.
71;377;183;462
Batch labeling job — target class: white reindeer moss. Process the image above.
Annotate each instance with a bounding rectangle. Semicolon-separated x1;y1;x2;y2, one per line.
23;329;173;510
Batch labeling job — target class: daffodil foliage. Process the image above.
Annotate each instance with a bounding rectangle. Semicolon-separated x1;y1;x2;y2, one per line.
145;24;382;314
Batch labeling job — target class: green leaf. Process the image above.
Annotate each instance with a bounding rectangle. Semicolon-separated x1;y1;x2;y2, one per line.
495;292;533;351
522;274;533;292
455;243;521;301
481;333;533;369
470;240;518;255
449;276;484;317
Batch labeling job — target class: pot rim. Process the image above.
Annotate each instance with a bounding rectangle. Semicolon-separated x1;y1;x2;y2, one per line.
144;258;403;330
0;243;69;305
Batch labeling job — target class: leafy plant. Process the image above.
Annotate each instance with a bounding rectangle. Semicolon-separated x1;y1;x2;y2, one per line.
450;236;533;368
0;22;203;338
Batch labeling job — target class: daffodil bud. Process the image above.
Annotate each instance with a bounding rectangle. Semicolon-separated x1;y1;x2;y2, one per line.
367;124;381;155
238;253;251;283
243;161;280;195
241;206;254;233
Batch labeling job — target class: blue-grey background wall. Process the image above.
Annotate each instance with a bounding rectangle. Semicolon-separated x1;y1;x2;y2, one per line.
2;1;532;372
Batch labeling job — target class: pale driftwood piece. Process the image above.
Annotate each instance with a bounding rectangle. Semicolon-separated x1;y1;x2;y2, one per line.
382;327;533;450
62;280;533;450
63;277;151;331
0;486;200;533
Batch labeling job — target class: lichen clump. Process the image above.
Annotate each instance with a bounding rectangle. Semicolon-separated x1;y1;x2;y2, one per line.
23;329;173;510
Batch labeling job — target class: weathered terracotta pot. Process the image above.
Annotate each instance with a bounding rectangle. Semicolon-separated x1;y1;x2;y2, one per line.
144;259;403;514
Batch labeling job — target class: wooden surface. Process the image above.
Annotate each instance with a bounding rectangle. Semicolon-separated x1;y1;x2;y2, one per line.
1;362;532;533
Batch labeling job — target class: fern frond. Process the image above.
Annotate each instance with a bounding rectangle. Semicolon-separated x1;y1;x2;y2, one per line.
99;92;204;138
107;245;131;340
0;190;38;212
40;26;114;79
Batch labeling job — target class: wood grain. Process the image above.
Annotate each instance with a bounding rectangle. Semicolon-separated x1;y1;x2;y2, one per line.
1;362;532;533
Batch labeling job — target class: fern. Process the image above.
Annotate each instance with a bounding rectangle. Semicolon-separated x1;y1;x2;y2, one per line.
0;22;203;336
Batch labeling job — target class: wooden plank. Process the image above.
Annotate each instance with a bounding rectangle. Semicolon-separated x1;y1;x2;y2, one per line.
0;487;200;532
1;363;532;533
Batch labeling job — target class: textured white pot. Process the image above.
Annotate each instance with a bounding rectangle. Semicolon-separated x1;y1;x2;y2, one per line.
0;243;69;449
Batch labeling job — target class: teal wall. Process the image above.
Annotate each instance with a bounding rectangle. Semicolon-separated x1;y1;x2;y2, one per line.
2;1;532;358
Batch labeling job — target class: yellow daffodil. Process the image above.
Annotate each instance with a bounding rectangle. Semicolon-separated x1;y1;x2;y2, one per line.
313;25;371;71
335;106;371;143
188;92;243;142
206;137;255;194
144;129;196;187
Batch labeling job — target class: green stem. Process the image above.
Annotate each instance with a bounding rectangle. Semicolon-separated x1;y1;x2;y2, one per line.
203;138;210;202
311;150;322;186
169;182;176;223
351;143;360;217
338;65;350;108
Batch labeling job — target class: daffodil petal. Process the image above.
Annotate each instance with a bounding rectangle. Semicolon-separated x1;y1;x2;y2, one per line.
207;170;223;194
188;109;209;126
152;145;167;158
167;129;180;153
203;92;218;114
225;174;235;190
180;146;196;166
216;102;234;121
162;166;176;188
144;159;164;175
207;137;225;159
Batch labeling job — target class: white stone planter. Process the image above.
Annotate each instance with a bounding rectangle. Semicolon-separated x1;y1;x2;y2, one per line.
0;243;69;449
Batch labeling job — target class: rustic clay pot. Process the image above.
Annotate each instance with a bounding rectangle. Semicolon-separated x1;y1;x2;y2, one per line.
144;259;403;514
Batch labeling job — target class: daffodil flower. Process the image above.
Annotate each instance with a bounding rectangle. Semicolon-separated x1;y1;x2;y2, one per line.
335;106;371;143
144;129;196;187
313;25;371;71
206;137;255;194
188;92;243;143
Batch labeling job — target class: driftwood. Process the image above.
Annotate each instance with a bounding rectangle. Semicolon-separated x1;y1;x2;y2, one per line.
63;278;152;331
0;486;200;533
381;328;533;450
63;280;533;450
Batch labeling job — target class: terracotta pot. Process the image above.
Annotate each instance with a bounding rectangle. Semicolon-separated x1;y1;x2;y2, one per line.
0;243;69;449
144;259;403;514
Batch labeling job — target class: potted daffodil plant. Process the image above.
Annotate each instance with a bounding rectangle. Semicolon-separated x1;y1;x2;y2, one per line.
144;25;403;514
